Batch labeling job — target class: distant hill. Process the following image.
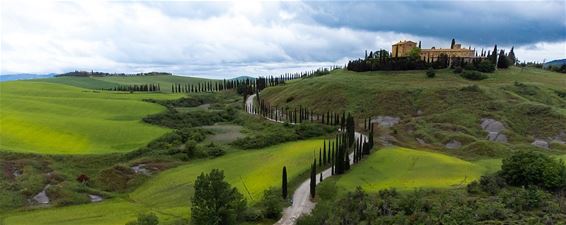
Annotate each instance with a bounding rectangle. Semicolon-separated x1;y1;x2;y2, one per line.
0;73;55;82
544;59;566;69
56;71;172;77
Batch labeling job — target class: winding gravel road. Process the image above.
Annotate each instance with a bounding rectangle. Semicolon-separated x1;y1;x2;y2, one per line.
246;94;368;225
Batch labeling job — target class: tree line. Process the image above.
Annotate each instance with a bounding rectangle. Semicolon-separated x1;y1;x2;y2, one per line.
347;41;516;72
104;83;161;92
347;52;450;71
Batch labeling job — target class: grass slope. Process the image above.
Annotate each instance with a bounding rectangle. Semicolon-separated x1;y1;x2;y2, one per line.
333;147;501;192
261;67;566;155
40;75;215;93
2;139;326;225
0;81;184;154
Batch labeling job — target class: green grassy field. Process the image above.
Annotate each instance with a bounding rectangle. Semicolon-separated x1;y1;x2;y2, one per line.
40;75;216;93
0;80;185;154
1;139;326;225
262;67;565;114
333;147;501;192
261;67;566;156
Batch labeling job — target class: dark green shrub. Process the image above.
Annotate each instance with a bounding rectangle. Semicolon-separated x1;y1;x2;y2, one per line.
426;68;436;78
261;188;283;219
461;71;488;80
453;66;463;73
243;208;263;222
126;212;159;225
203;142;225;158
500;151;566;190
477;60;495;73
467;181;481;194
500;186;552;211
479;174;506;195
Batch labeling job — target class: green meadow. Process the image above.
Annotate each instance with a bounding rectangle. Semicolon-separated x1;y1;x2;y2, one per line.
0;80;185;154
261;67;566;155
1;139;326;225
40;75;216;93
333;147;501;192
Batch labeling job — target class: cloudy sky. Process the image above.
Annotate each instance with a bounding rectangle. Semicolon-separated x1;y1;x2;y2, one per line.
1;0;565;78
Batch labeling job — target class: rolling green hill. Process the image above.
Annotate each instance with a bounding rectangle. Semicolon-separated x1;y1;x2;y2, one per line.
0;80;185;154
1;139;326;225
39;75;216;92
260;67;566;157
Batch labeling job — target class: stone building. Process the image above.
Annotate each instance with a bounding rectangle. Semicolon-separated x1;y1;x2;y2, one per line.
392;40;477;62
391;40;417;58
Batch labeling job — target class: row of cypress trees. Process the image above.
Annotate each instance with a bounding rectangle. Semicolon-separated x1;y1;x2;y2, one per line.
248;94;353;127
169;66;341;94
170;79;254;93
106;83;160;92
281;113;377;200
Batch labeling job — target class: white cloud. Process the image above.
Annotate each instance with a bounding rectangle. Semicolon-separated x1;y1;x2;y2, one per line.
1;1;564;78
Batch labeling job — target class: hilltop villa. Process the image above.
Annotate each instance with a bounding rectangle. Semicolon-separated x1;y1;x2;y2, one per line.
392;40;477;62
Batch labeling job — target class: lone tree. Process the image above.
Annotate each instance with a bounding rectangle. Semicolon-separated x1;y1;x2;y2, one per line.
450;38;456;49
282;166;288;199
310;160;316;199
191;169;246;225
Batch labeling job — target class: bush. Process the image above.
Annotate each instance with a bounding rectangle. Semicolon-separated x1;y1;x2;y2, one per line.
126;212;159;225
261;188;283;219
203;142;225;158
467;181;481;194
479;174;506;195
500;151;566;190
499;186;552;211
477;60;495;73
243;208;263;222
453;66;463;74
461;71;488;81
426;68;436;78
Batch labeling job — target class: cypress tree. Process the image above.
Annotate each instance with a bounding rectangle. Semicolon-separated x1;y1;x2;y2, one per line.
451;38;456;49
508;46;516;65
491;45;498;65
282;166;288;199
